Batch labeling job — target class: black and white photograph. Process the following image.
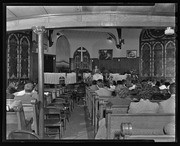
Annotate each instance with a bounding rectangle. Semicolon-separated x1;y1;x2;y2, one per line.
3;3;176;142
127;50;137;58
99;49;113;60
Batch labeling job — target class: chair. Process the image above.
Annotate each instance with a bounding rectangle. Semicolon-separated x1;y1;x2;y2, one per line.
76;84;86;105
44;92;70;122
8;130;40;139
44;107;64;139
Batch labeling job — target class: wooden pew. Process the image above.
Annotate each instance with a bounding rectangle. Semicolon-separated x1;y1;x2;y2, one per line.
6;100;33;138
95;102;129;138
93;95;114;135
85;88;99;137
105;108;175;141
7;99;40;135
85;87;94;120
44;88;73;113
22;99;40;135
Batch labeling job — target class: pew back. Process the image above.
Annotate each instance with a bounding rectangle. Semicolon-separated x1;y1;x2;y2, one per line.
110;105;129;114
106;112;175;139
7;99;40;135
22;99;40;134
6;101;32;138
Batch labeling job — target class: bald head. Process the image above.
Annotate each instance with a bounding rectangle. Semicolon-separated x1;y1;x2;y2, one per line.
24;83;34;93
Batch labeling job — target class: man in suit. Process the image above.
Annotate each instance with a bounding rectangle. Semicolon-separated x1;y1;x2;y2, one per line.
128;84;159;114
158;82;175;114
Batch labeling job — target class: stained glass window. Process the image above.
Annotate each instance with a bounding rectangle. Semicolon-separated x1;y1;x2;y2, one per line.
153;42;163;77
140;29;176;80
141;43;151;77
73;47;90;70
7;32;31;82
165;41;175;77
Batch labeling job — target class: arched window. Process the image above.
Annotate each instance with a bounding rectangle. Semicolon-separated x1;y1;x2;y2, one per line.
7;34;19;79
20;36;30;78
153;42;163;77
165;41;176;78
73;47;90;70
140;43;151;77
7;32;31;83
140;29;176;80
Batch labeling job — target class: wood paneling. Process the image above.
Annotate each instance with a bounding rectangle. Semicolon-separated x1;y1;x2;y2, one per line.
97;58;139;74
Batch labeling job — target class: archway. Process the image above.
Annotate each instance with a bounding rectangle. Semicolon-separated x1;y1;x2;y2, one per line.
56;35;70;72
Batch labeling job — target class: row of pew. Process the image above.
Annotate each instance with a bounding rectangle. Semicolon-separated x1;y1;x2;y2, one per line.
85;87;175;142
6;85;74;139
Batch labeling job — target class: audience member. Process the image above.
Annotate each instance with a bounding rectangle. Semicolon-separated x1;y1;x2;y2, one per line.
95;84;112;97
159;79;167;90
6;82;17;99
14;82;39;104
115;80;126;93
107;87;131;106
158;83;175;114
128;80;136;90
109;80;116;91
96;79;104;89
128;83;159;113
90;80;98;91
165;81;171;90
93;70;103;81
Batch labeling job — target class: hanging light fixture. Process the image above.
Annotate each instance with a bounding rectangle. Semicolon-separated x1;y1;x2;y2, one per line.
107;33;124;49
164;27;174;35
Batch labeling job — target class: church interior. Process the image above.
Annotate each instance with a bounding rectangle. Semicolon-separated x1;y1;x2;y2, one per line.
4;3;176;142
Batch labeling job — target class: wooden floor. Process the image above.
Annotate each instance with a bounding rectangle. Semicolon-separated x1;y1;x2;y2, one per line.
44;100;94;140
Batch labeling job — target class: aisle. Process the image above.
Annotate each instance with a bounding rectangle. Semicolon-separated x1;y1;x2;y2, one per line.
62;101;94;139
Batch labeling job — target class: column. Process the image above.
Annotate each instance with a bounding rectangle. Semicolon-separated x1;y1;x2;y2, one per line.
32;26;46;139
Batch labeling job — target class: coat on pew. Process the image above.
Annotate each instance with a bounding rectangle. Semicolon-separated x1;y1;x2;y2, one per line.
128;99;159;114
95;87;112;96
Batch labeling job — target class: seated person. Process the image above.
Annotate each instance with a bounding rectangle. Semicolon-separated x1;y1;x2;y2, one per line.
95;84;112;96
128;80;136;90
128;89;159;114
161;89;171;100
96;79;104;89
151;84;165;100
13;81;36;96
6;82;17;99
107;86;131;106
165;81;171;90
93;70;103;81
158;83;175;114
115;80;126;91
159;79;167;90
89;80;98;91
109;80;116;91
14;82;39;104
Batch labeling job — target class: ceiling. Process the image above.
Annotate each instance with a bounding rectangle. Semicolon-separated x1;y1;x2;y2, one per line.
6;3;176;31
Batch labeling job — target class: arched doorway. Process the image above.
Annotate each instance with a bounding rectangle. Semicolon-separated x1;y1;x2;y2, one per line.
56;35;70;72
140;29;176;81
